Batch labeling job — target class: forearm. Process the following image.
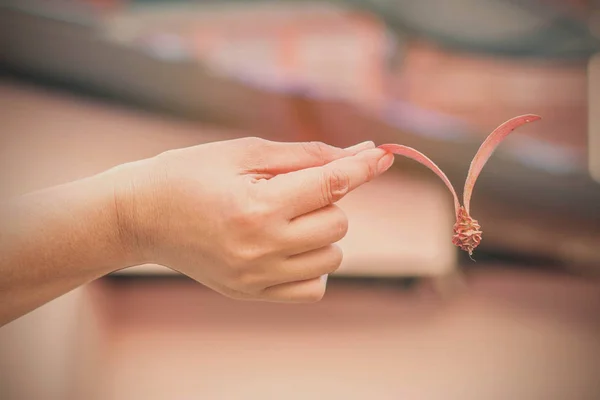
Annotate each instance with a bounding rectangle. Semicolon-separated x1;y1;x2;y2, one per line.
0;169;136;326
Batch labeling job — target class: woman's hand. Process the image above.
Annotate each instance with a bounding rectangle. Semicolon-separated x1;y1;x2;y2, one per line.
115;138;394;302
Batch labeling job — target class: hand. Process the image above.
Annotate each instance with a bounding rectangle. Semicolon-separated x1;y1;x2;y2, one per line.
114;137;394;302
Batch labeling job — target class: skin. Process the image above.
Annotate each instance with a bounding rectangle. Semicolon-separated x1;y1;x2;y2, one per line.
0;137;394;326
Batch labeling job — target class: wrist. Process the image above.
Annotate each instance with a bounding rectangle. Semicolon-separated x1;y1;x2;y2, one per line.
107;157;164;267
70;169;142;273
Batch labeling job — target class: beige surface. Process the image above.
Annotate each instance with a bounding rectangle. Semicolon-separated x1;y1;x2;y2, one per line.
0;80;456;277
81;269;600;400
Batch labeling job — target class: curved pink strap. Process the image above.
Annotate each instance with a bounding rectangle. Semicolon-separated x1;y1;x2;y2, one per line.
463;114;541;212
379;143;460;216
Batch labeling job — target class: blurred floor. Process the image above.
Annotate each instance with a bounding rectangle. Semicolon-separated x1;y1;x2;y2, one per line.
80;268;600;400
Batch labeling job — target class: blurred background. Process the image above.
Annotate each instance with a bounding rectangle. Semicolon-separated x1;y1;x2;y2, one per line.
1;0;600;399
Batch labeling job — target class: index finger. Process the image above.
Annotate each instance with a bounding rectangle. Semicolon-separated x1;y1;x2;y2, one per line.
263;148;394;218
241;139;375;175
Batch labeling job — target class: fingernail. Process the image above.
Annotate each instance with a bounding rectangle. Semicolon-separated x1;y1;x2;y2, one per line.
345;141;375;154
321;274;329;286
377;153;394;173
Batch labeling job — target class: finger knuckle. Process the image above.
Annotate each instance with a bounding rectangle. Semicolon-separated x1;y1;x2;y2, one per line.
327;245;344;272
234;245;268;265
331;206;349;240
230;201;270;228
302;141;329;161
304;287;326;303
322;168;350;204
237;137;273;168
240;136;267;148
223;260;263;293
